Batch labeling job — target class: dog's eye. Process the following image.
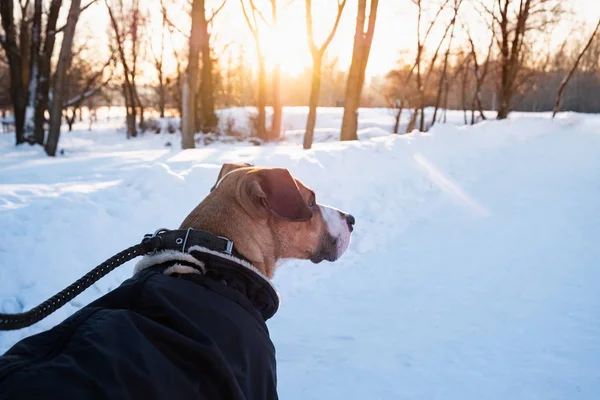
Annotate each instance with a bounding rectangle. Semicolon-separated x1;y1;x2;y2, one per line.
309;199;315;209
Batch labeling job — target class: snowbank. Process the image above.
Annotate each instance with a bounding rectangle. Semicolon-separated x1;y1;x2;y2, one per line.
1;109;600;399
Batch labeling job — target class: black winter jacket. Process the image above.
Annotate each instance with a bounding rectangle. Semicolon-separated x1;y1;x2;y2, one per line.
0;258;280;400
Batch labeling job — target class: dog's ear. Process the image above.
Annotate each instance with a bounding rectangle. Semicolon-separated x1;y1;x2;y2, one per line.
248;168;313;222
211;162;254;192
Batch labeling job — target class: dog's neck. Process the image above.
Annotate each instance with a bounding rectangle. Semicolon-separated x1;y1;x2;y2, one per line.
179;198;279;279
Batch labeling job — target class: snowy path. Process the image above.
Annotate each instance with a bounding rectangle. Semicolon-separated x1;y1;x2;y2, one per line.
270;117;600;399
1;113;600;399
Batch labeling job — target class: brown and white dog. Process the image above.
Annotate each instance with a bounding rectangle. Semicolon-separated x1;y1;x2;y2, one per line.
179;162;355;278
0;163;356;400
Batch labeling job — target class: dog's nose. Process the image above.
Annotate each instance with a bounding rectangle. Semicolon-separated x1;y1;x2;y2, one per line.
345;213;355;232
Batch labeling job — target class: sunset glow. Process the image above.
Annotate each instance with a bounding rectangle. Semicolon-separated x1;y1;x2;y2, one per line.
81;0;600;83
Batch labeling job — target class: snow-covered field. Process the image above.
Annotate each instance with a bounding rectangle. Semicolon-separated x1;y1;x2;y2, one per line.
1;107;600;399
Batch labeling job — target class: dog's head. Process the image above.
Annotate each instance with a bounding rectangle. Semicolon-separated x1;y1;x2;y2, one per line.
181;163;354;277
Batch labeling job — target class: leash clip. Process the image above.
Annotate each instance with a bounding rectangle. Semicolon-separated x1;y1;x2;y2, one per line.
142;228;169;255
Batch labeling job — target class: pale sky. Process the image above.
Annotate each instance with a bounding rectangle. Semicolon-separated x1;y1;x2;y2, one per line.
82;0;600;82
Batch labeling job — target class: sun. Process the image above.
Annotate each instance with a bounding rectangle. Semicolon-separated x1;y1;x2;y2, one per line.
259;22;310;77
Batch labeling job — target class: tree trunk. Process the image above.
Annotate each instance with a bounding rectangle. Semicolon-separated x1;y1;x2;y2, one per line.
256;52;267;141
19;10;31;95
0;0;27;144
182;0;203;148
34;0;62;145
138;104;144;130
271;62;282;140
181;73;194;148
462;61;469;125
303;54;322;149
26;0;42;143
393;101;403;134
199;3;217;133
270;1;281;141
66;109;75;131
132;81;143;131
340;0;379;141
129;93;137;137
341;66;361;141
304;0;346;146
158;65;166;118
442;76;450;123
496;83;511;119
106;0;138;138
45;0;82;156
406;107;418;133
157;3;166;119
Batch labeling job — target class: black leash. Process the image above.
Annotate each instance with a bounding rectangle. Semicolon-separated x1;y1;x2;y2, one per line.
0;228;238;331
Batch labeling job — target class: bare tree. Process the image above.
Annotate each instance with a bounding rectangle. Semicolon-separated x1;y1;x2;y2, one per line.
340;0;379;141
303;0;347;149
460;50;470;124
240;0;267;141
552;19;600;117
46;0;83;156
163;8;185;117
199;1;225;134
383;52;416;134
481;0;564;119
269;0;281;141
406;0;452;133
463;18;494;124
0;0;27;144
430;0;462;127
19;1;31;96
105;0;144;138
167;43;184;116
63;53;113;131
153;0;168;119
1;0;98;148
27;0;42;142
181;0;202;148
128;0;145;130
32;0;63;145
180;0;224;148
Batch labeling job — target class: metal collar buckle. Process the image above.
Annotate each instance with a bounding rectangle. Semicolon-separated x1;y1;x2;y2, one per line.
217;236;234;255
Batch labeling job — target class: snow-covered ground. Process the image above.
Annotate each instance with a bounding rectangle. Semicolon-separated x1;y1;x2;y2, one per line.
1;107;600;399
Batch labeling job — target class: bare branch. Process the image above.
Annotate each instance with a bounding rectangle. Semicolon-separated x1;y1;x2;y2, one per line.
162;8;190;39
477;0;503;27
207;0;227;25
553;18;600;117
249;0;270;27
80;0;99;14
239;0;259;39
19;0;30;17
422;0;451;45
56;0;99;33
64;56;113;109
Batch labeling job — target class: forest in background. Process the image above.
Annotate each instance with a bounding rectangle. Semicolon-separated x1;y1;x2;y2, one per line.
1;0;599;154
